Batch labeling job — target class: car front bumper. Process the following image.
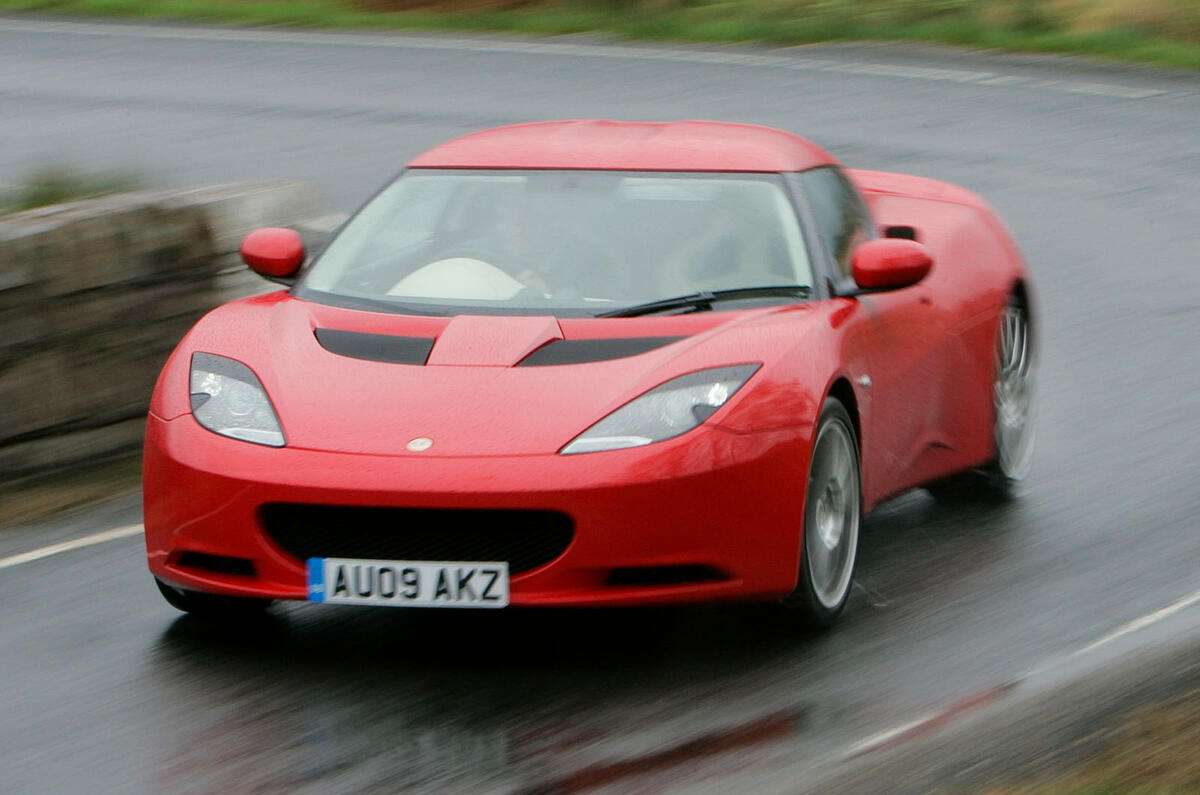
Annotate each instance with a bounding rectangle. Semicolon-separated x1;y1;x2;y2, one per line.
144;412;814;607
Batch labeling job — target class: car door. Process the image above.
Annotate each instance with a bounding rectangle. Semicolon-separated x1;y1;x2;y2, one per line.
793;167;950;500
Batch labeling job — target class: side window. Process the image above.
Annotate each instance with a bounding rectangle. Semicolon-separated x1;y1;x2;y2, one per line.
795;167;872;279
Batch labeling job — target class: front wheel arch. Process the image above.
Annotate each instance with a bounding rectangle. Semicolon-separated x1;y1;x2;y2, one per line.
826;376;862;456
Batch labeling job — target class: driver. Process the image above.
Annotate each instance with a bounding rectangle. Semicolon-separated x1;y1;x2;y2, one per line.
389;187;555;300
458;188;559;294
455;183;615;300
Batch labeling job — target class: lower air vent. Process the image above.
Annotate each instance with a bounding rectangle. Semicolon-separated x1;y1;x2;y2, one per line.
605;564;727;587
260;504;574;575
177;551;257;577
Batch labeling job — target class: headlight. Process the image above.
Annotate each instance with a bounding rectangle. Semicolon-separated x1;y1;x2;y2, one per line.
560;364;759;454
189;352;285;447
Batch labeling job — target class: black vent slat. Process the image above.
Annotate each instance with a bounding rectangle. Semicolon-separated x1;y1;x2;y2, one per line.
315;328;435;365
261;504;573;575
519;336;684;366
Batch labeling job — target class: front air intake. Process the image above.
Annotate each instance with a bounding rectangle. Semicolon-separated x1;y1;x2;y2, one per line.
260;504;574;575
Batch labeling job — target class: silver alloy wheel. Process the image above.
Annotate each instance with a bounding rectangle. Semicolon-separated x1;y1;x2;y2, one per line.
805;419;860;610
993;302;1035;480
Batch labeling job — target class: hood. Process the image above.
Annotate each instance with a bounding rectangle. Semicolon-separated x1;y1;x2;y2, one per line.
180;294;817;457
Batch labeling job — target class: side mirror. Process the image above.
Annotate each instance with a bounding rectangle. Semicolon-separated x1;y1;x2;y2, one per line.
850;239;933;290
240;227;304;281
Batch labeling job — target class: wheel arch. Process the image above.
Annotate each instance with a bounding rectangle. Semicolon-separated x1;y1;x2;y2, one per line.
784;375;863;627
827;376;861;451
1010;278;1035;353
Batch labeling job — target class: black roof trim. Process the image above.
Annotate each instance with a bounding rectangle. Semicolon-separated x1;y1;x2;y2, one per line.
314;328;435;365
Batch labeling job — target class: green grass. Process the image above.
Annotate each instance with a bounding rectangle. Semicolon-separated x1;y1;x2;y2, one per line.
986;685;1200;794
1;165;145;214
1;0;1199;68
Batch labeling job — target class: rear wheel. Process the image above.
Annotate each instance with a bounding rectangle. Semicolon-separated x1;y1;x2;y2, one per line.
928;294;1035;502
783;397;861;629
154;577;272;618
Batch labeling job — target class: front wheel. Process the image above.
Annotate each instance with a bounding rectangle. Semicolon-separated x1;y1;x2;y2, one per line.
782;397;862;629
154;577;272;618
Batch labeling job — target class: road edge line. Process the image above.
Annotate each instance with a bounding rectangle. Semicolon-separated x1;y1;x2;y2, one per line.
0;524;144;570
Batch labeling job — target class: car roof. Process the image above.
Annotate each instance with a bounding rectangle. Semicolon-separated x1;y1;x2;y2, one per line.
407;120;837;172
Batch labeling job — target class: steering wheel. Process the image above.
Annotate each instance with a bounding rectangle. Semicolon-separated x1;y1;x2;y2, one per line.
421;244;501;268
425;247;553;303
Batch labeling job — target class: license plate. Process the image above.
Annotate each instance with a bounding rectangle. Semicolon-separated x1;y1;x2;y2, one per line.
307;558;509;608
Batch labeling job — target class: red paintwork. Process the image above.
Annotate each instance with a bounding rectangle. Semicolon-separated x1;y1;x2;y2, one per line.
851;239;934;289
144;122;1031;608
409;120;836;172
240;227;304;278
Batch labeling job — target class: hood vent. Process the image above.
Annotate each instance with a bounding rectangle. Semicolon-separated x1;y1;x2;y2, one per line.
315;328;435;365
316;328;685;367
518;336;685;366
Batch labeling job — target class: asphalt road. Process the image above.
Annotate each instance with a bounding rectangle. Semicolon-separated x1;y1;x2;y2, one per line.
2;16;1200;793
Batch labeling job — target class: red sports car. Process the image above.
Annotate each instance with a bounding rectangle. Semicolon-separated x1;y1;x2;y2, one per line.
144;120;1034;628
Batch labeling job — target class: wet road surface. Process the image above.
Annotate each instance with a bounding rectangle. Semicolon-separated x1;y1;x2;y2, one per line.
2;17;1200;793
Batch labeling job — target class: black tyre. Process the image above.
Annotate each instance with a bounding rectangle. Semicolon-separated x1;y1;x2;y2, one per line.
154;577;272;618
928;293;1035;503
783;397;862;629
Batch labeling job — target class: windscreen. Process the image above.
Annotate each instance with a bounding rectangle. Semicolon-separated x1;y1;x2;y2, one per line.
299;169;812;316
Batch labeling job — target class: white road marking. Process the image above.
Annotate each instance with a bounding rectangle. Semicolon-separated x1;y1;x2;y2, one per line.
0;523;143;570
819;61;992;83
1071;586;1200;657
844;714;936;756
844;584;1200;760
0;17;1173;100
1037;79;1167;99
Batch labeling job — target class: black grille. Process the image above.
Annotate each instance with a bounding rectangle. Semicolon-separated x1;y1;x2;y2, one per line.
260;504;574;575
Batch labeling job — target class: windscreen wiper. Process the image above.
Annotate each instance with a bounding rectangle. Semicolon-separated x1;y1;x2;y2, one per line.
596;285;811;318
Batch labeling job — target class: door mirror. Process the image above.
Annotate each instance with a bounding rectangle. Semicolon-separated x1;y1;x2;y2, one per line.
240;227;304;280
851;239;933;290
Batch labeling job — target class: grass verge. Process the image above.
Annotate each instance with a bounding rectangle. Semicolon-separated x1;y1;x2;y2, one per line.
1;165;145;214
0;0;1199;69
987;685;1200;794
0;454;142;528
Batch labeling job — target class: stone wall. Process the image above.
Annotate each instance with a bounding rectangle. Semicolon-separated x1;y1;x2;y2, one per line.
0;181;341;487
